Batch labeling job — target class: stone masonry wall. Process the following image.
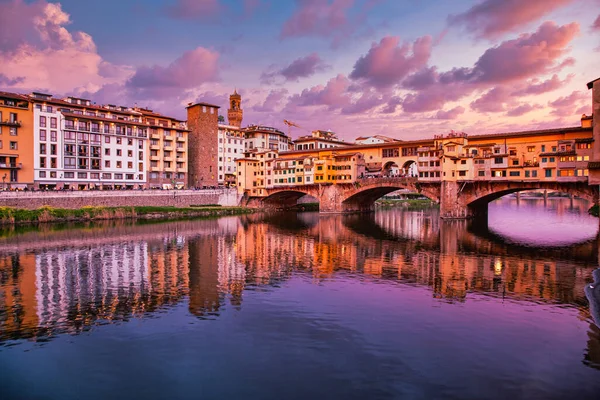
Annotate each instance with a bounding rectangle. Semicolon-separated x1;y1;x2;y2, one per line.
0;189;241;210
187;104;219;188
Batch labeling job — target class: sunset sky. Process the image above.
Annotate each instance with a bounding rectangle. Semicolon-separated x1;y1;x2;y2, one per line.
0;0;599;141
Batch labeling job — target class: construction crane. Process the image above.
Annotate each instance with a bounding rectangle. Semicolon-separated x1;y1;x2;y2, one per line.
283;119;302;138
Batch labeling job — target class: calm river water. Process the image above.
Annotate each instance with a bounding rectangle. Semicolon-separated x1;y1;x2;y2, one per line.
1;198;600;400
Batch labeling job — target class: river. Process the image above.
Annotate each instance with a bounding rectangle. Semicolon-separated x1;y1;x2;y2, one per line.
0;198;599;399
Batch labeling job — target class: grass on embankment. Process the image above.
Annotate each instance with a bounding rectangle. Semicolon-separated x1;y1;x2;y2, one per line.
0;205;254;225
375;199;437;209
589;205;599;217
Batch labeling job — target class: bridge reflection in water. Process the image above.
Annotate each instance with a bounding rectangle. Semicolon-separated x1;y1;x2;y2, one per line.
0;207;599;368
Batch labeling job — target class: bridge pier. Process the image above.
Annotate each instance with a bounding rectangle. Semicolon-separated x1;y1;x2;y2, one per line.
439;181;474;219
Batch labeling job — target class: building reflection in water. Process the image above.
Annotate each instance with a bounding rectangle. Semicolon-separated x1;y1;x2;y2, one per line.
0;207;599;367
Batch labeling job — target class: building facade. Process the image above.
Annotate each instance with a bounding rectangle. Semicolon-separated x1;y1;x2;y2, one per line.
218;124;245;187
293;130;350;150
187;102;220;188
0;92;33;189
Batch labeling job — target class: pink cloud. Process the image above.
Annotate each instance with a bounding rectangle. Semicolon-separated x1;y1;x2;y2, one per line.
402;83;474;113
548;90;588;116
435;106;465;120
592;14;600;31
287;74;351;110
466;22;579;84
126;47;220;99
280;0;354;44
165;0;221;20
252;89;289;112
350;35;432;88
505;103;543;117
470;86;511;113
0;73;25;87
511;74;573;96
449;0;573;40
0;0;132;94
260;53;330;84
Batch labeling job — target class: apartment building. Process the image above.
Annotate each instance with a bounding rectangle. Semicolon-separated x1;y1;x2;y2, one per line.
244;125;292;152
293;130;350;150
0;92;34;189
218;124;245;187
140;109;189;189
30;93;148;189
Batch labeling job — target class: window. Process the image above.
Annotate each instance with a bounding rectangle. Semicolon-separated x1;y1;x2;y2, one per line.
39;157;46;168
105;136;111;143
39;171;46;178
78;172;87;179
541;157;547;163
50;117;57;129
105;148;110;156
105;160;110;168
509;171;520;177
478;171;485;177
545;169;552;178
65;158;76;169
494;157;503;164
116;149;122;156
40;144;46;154
541;145;546;152
39;116;46;127
39;129;47;141
50;144;56;155
9;127;17;136
50;158;57;168
9;141;17;150
527;146;535;152
50;131;57;142
116;161;122;168
549;157;555;162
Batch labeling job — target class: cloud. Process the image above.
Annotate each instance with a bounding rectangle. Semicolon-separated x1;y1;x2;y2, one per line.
165;0;221;20
511;74;573;96
280;0;355;45
548;90;588;116
505;103;543;117
434;106;465;120
260;53;330;84
449;0;573;40
126;47;220;99
592;14;600;31
470;86;511;113
252;89;289;112
287;74;351;110
0;0;132;94
349;35;432;88
456;22;579;84
0;73;25;87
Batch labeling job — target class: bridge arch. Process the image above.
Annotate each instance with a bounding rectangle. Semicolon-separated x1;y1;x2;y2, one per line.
458;181;598;217
261;189;315;209
339;178;440;212
402;160;418;177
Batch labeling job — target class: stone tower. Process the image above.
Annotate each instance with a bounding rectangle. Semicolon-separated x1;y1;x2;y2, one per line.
227;90;243;127
186;102;220;188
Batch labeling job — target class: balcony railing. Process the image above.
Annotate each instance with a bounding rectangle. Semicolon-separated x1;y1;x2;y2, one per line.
0;120;21;127
0;163;22;169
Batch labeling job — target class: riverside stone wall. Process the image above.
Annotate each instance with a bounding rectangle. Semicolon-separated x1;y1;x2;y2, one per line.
0;189;242;210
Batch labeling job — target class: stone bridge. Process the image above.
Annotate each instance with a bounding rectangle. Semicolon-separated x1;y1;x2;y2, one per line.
244;177;599;219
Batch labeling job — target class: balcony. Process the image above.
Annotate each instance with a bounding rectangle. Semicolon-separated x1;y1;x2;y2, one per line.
151;133;161;139
163;156;173;161
176;136;186;142
176;157;185;162
150;155;160;161
0;163;22;169
0;120;21;127
177;168;186;173
163;145;173;151
150;144;160;150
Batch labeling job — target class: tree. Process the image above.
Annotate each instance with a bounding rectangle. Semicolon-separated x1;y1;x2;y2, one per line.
218;115;225;123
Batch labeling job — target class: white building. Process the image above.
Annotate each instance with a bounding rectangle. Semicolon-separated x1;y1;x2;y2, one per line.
218;124;245;186
31;93;147;189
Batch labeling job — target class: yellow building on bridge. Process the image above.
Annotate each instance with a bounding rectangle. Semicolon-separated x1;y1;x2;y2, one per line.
236;117;593;198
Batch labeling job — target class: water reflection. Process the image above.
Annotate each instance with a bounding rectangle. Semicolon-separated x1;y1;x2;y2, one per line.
1;200;599;375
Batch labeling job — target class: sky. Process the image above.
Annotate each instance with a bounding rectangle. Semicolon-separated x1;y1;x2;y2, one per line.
0;0;599;141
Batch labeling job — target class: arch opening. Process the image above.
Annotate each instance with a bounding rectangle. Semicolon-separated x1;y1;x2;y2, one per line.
262;190;315;210
342;186;437;212
402;160;418;177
